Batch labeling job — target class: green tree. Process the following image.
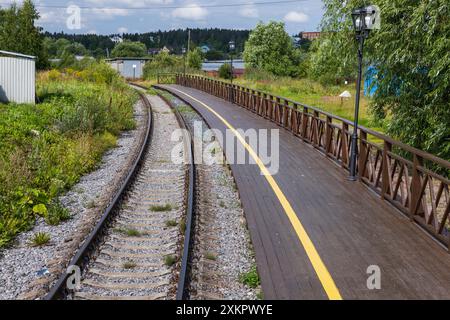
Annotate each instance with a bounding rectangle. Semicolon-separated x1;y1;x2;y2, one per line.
143;51;183;78
317;0;450;161
0;0;48;68
243;21;301;77
111;41;147;58
187;48;203;70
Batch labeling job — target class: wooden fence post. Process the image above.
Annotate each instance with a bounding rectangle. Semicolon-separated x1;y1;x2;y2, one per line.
381;141;392;199
358;131;368;179
411;154;424;220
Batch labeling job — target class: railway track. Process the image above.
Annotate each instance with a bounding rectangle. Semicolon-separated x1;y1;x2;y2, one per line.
45;85;195;300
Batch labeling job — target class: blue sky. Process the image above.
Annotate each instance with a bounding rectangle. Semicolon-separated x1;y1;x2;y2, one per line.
0;0;325;35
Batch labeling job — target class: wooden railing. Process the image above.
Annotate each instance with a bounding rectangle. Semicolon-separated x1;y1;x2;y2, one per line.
175;74;450;250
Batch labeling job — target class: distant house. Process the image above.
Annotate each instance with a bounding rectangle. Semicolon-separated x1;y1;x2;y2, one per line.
110;35;123;44
148;46;172;55
300;32;322;41
200;45;211;54
106;57;151;79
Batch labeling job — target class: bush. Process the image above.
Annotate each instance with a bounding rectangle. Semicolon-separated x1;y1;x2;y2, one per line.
0;63;137;247
218;63;233;80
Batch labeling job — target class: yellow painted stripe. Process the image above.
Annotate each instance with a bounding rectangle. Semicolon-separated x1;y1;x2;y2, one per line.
169;87;342;300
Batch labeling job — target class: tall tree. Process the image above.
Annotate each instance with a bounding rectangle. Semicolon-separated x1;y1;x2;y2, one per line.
314;0;450;160
243;21;301;77
0;0;48;68
111;41;147;58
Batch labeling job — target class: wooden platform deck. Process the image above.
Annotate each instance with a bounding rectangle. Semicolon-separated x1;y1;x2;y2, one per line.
158;84;450;300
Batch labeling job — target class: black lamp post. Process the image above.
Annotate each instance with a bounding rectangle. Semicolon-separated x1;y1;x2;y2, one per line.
229;40;235;103
349;6;377;181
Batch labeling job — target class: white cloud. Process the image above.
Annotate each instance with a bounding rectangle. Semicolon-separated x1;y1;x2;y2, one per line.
284;11;309;23
239;5;258;18
118;26;128;33
172;4;208;21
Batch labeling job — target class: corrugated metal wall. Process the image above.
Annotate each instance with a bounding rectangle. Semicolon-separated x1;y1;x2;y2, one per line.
0;56;36;104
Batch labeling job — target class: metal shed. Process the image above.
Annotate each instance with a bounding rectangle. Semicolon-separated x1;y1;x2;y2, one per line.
0;50;36;104
106;58;150;79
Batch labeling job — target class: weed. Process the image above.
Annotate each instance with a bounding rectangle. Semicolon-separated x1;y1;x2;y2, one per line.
150;204;173;212
205;252;217;261
166;220;178;227
29;232;51;247
123;261;137;269
164;255;177;267
179;218;186;233
219;201;227;209
239;266;260;289
116;227;142;237
256;290;264;300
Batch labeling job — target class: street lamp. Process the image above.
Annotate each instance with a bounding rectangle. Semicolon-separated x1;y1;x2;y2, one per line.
229;40;236;103
348;5;378;181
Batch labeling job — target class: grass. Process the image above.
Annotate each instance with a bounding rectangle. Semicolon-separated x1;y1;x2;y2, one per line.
122;261;137;269
179;218;186;234
164;255;177;267
256;290;264;300
219;201;227;209
239;266;261;289
234;75;384;133
166;220;178;227
150;204;173;212
205;252;217;261
115;227;142;237
29;232;51;247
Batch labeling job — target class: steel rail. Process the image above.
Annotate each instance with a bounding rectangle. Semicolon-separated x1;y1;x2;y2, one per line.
128;82;196;300
45;87;153;300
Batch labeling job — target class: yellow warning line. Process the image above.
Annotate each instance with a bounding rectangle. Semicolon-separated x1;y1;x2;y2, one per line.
169;87;342;300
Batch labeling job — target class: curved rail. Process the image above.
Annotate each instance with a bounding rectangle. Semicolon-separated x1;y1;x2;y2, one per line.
45;88;154;300
131;82;196;300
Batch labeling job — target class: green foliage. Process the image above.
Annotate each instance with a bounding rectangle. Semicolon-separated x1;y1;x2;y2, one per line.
243;21;302;77
29;232;51;247
187;48;203;70
239;266;260;288
205;49;225;61
150;204;173;212
0;63;137;248
0;0;48;69
111;40;147;58
143;52;184;79
317;0;450;161
218;63;233;80
164;255;177;267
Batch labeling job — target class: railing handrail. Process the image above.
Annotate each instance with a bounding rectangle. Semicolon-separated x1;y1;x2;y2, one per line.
178;73;450;171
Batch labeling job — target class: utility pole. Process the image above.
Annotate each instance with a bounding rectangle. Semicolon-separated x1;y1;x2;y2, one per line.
187;29;191;53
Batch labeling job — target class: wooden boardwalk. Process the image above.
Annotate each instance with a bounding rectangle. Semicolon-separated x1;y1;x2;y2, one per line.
158;84;450;300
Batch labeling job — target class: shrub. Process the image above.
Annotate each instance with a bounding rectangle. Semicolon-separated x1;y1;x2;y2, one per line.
218;63;233;80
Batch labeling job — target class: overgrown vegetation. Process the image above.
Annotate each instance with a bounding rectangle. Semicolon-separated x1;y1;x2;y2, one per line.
0;62;137;248
239;266;261;289
164;255;177;267
150;204;173;212
28;232;51;247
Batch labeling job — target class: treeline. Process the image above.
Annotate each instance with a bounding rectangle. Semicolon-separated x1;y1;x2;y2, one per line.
44;28;250;57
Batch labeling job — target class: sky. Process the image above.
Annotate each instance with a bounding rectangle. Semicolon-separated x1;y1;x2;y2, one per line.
0;0;325;35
